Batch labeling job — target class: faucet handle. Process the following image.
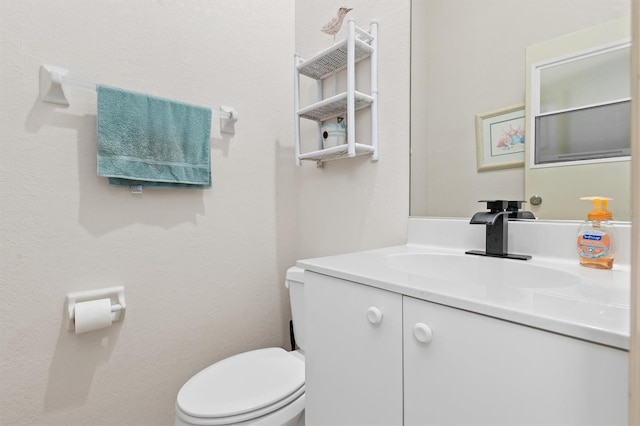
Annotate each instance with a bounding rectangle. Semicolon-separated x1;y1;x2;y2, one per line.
478;200;509;212
507;200;526;211
506;200;536;220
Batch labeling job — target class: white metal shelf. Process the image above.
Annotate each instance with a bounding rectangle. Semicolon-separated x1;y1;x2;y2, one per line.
298;91;373;122
293;19;378;166
297;38;374;80
298;143;375;163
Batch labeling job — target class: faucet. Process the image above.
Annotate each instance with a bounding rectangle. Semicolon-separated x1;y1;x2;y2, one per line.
465;200;534;261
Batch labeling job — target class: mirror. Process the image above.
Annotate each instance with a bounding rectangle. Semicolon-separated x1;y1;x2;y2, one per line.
525;20;631;220
410;0;631;220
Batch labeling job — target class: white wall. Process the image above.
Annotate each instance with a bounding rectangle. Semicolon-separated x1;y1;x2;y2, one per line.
411;0;630;218
295;0;411;259
0;1;411;424
0;1;296;424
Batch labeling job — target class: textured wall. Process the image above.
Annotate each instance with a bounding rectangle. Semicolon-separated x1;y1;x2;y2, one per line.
0;1;411;424
0;1;295;424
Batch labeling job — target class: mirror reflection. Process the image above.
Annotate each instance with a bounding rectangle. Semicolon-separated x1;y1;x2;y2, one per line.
525;22;631;220
410;0;631;220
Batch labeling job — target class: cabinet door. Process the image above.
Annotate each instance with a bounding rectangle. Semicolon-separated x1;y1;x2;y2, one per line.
403;296;628;425
305;272;403;425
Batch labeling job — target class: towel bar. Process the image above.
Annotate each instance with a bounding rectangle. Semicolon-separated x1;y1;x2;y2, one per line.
39;64;238;134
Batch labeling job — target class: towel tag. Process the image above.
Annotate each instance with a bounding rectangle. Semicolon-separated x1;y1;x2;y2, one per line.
130;185;143;194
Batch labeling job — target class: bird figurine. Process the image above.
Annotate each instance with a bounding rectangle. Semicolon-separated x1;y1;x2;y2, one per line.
321;7;353;42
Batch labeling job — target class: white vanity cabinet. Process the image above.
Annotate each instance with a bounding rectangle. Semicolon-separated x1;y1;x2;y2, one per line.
305;272;629;425
403;296;629;425
304;271;403;425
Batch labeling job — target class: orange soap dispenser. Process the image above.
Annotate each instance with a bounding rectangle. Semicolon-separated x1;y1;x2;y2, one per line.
576;196;617;269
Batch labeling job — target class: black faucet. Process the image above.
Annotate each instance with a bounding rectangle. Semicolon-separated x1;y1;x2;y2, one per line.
465;200;534;261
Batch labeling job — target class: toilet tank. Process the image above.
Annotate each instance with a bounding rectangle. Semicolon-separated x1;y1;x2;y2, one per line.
285;266;305;351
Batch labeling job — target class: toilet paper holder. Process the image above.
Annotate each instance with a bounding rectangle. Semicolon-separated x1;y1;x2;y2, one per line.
66;286;126;332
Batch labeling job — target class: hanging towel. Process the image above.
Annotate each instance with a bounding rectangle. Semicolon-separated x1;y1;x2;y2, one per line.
97;85;212;189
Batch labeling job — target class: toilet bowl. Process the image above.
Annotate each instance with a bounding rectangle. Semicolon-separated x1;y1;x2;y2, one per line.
175;267;306;426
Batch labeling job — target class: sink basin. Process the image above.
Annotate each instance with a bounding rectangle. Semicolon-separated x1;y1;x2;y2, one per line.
384;253;582;288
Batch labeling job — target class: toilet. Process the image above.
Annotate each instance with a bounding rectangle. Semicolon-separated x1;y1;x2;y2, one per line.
175;267;306;426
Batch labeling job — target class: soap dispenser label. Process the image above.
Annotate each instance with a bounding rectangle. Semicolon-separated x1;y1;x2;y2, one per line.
577;231;611;258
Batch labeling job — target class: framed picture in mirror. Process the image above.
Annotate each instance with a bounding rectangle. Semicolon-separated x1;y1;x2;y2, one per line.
475;103;525;172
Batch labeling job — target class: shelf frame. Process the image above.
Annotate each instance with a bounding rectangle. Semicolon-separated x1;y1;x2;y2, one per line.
294;19;378;166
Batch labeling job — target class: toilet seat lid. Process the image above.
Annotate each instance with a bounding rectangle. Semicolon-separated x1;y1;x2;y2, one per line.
176;347;305;419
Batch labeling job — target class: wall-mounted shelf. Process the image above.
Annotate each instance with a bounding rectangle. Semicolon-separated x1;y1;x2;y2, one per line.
298;143;375;163
298;91;374;122
297;37;374;80
294;19;378;166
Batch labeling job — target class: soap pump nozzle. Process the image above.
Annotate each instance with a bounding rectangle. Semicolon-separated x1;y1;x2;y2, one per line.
580;196;613;222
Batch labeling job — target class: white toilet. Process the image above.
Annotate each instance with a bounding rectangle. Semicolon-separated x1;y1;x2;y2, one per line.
175;267;306;426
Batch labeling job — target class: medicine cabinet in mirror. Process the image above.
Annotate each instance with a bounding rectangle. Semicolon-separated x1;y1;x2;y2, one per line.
525;17;631;220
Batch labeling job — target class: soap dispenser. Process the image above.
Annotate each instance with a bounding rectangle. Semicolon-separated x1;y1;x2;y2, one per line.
576;196;617;269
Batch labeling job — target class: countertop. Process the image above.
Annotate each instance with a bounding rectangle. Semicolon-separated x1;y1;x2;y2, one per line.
297;243;631;350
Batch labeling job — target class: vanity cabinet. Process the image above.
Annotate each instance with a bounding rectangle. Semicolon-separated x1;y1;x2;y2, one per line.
305;271;403;425
305;272;629;425
403;296;628;425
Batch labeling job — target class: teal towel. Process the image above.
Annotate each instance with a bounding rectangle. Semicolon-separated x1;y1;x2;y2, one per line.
97;85;212;189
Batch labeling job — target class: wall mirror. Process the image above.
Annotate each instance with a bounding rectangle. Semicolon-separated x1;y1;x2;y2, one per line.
410;0;631;220
525;19;631;220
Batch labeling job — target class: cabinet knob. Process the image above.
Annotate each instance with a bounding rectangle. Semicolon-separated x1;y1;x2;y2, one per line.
413;323;433;344
366;307;383;325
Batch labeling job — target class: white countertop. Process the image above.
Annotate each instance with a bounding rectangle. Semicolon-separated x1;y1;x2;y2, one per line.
297;219;631;350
